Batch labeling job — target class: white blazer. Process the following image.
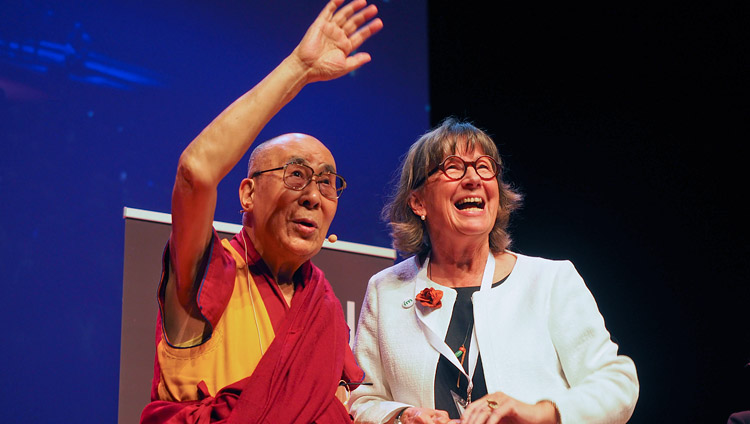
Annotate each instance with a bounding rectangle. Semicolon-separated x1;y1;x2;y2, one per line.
349;252;639;424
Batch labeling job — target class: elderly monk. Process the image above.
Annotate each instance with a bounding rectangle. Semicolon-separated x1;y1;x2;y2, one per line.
139;1;382;423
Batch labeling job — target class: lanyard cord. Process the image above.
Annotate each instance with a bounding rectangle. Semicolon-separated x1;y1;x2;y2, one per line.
417;252;495;403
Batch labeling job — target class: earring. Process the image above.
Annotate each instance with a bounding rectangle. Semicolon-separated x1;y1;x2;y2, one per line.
421;215;426;221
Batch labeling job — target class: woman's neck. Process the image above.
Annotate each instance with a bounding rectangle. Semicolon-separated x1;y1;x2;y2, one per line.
428;242;491;288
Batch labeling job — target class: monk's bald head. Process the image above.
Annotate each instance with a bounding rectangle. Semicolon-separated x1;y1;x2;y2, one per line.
247;133;335;177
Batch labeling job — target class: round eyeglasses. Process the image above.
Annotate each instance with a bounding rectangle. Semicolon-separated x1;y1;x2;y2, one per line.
251;161;346;199
426;155;500;181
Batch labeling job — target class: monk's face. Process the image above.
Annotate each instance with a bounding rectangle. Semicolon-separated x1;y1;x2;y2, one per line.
243;134;338;264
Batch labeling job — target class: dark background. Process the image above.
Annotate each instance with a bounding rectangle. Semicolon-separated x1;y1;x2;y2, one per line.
427;2;748;423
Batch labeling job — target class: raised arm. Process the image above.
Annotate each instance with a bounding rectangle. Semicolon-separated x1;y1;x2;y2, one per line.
170;0;382;311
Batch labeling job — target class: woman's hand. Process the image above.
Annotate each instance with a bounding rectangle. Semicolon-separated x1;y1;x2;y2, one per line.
459;392;558;424
290;0;383;84
397;407;455;424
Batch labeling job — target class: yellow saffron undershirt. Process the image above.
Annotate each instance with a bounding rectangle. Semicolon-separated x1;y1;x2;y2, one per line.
156;239;276;401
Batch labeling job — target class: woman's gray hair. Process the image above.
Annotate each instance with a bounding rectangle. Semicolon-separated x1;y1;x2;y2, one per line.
382;117;523;256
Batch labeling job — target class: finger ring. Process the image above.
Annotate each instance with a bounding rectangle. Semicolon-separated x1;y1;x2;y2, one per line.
487;399;498;410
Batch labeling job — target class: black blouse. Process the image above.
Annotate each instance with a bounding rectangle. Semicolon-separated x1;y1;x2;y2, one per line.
434;278;506;419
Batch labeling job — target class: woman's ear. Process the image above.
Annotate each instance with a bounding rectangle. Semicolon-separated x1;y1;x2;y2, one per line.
408;190;426;218
239;178;255;213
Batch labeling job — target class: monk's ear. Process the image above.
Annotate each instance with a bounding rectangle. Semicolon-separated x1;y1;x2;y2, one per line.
408;190;426;218
239;178;255;213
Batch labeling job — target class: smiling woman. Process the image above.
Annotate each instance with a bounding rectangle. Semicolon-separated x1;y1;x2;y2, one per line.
349;117;639;424
382;117;522;257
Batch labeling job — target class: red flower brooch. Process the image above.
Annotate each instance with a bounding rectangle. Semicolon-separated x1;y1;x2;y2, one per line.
416;287;443;309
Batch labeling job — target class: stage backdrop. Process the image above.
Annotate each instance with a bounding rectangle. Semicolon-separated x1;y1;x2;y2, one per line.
0;1;428;422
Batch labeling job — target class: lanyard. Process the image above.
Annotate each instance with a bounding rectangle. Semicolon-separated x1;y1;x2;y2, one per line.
415;251;495;403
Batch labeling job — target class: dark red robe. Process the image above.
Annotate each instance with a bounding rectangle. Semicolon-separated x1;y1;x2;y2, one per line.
140;255;364;423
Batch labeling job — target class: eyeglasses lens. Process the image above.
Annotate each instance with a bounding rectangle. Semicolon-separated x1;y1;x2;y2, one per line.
442;156;497;180
283;163;344;199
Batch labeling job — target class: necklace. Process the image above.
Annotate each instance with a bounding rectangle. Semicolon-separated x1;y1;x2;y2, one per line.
455;314;473;388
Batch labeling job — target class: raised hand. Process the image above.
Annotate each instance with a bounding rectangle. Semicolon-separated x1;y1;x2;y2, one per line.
169;0;382;342
291;0;383;83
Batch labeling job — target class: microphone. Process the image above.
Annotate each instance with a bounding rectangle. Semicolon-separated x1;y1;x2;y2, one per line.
327;234;338;243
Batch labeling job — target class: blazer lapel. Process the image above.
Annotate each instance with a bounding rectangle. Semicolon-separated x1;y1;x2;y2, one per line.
413;257;463;372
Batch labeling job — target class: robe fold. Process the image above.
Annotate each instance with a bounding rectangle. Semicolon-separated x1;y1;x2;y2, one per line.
141;243;363;424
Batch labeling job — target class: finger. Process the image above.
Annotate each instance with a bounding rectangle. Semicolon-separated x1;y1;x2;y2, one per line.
432;409;451;424
460;400;485;420
458;404;479;424
348;17;383;51
318;0;346;22
426;412;449;424
342;51;371;73
342;3;378;36
413;412;432;424
435;413;453;424
463;408;491;424
486;404;513;424
331;0;367;26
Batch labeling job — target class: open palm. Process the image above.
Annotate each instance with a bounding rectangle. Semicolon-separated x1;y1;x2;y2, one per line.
293;0;382;83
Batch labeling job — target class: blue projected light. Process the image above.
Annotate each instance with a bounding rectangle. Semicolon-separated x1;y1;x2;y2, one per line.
0;25;164;90
0;1;428;423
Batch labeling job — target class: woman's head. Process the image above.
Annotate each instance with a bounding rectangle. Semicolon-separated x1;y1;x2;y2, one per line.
383;117;523;256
